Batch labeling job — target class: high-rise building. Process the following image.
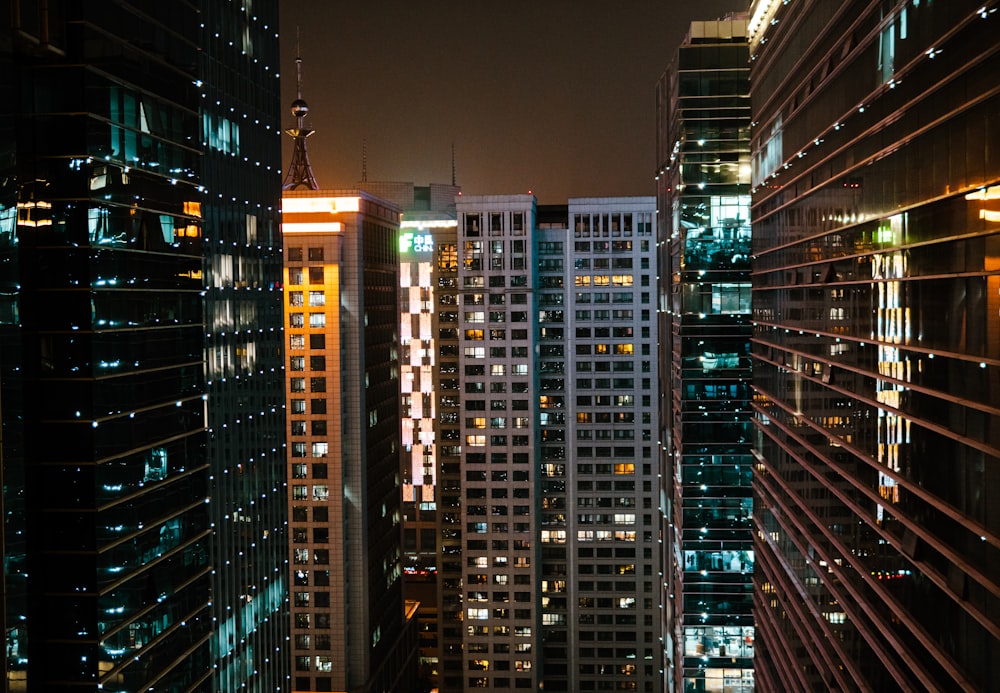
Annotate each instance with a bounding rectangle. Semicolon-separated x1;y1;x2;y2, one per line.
0;2;287;690
656;15;755;693
282;189;418;693
450;195;661;692
748;1;1000;690
393;198;460;690
454;194;541;691
200;3;289;689
537;198;661;693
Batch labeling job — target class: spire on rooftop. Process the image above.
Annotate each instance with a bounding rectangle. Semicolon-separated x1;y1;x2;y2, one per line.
282;32;319;191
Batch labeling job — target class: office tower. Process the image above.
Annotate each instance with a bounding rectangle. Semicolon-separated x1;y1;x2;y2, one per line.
453;195;660;692
748;1;1000;690
395;202;460;690
656;15;754;693
0;2;287;690
396;207;467;692
283;189;418;693
200;3;289;689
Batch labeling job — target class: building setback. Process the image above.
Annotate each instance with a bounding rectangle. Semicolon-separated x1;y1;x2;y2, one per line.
0;2;288;690
656;15;755;693
748;1;1000;690
282;189;418;693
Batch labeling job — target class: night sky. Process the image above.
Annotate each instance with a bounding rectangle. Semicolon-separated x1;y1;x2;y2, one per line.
279;1;747;203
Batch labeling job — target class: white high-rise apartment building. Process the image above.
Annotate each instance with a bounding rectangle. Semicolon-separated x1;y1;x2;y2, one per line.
453;195;661;692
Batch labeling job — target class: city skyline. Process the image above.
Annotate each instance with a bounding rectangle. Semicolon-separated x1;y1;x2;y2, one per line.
278;0;747;203
2;2;997;691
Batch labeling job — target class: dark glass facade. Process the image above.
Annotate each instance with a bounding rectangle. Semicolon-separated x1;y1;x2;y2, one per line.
657;16;755;693
749;1;1000;690
0;2;286;690
200;2;289;690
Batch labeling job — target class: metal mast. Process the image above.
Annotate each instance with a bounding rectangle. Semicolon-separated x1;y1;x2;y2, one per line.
282;35;319;190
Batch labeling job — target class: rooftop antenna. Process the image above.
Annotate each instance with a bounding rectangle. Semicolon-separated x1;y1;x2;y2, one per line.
451;141;456;186
362;138;368;182
282;28;319;190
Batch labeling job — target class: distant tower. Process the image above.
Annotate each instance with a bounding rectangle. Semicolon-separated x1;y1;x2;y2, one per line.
283;43;319;190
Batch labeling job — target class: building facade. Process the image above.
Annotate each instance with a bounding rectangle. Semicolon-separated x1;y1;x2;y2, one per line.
396;208;460;688
455;195;541;691
748;1;1000;690
656;16;755;693
538;198;661;692
447;195;661;692
282;189;418;693
200;3;289;688
1;2;287;690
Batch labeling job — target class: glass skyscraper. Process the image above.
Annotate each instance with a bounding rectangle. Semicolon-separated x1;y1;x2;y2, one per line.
201;2;288;690
748;1;1000;690
0;2;287;690
657;15;755;693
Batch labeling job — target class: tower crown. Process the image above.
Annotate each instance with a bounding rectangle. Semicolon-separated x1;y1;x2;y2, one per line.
282;48;319;191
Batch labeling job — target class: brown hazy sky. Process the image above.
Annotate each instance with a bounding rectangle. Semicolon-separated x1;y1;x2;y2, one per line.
279;1;747;203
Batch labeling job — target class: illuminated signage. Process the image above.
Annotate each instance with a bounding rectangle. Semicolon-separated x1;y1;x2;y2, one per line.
282;196;360;214
400;232;434;254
